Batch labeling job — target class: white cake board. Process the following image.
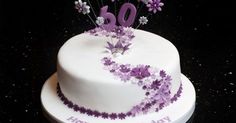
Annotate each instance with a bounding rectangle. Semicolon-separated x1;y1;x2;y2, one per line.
41;73;196;123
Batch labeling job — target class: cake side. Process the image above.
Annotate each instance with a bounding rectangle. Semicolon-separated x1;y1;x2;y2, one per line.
57;29;181;116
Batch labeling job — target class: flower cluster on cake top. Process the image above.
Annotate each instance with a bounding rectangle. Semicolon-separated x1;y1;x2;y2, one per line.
88;26;135;54
74;0;165;55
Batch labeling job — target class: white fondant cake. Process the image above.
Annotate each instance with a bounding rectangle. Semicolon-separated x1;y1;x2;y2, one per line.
57;29;181;118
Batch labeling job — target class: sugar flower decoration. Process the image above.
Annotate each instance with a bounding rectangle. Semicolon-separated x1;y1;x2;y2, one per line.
139;16;148;25
130;65;151;79
147;0;164;13
96;17;105;26
75;0;90;14
106;41;130;55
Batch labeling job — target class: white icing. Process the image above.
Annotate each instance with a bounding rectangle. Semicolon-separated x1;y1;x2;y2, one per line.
57;29;181;113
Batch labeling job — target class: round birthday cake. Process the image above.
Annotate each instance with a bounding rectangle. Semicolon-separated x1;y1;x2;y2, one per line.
57;27;182;120
41;0;195;122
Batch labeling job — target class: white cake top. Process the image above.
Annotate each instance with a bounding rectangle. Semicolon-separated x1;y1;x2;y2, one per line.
57;29;181;113
58;29;180;85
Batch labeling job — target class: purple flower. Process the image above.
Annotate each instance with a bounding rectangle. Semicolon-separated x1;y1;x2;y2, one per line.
130;105;142;116
101;112;109;119
67;101;74;108
120;73;131;81
151;80;161;90
106;41;130;54
165;75;172;81
113;26;125;37
154;83;171;104
124;28;135;39
109;113;117;120
119;36;131;46
86;109;94;116
118;113;126;119
130;65;151;79
126;112;132;116
73;105;80;112
119;64;131;73
147;0;164;13
110;63;119;71
159;70;166;78
80;107;86;114
93;110;101;117
102;57;114;66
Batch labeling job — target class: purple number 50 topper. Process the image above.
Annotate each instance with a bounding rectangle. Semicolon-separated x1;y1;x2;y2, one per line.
100;3;137;31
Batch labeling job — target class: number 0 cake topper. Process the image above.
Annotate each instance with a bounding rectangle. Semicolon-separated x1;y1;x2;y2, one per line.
75;0;164;55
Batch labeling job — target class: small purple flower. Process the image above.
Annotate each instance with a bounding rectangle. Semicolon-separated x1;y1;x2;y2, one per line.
159;70;166;78
147;0;164;14
111;63;120;71
130;105;142;116
120;64;131;73
86;109;94;116
101;112;109;119
102;57;114;66
151;79;161;90
165;75;172;81
73;105;79;112
80;107;86;114
118;113;126;119
120;73;131;81
124;28;135;39
154;83;171;104
93;110;101;117
113;26;125;37
130;65;151;79
67;101;74;108
106;41;130;54
126;112;132;116
119;36;131;46
144;103;152;110
109;113;117;120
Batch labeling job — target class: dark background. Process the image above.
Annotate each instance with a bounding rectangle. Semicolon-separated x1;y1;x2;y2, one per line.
0;0;235;122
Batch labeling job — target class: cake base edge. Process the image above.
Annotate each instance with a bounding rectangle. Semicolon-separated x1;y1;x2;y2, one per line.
41;73;196;123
